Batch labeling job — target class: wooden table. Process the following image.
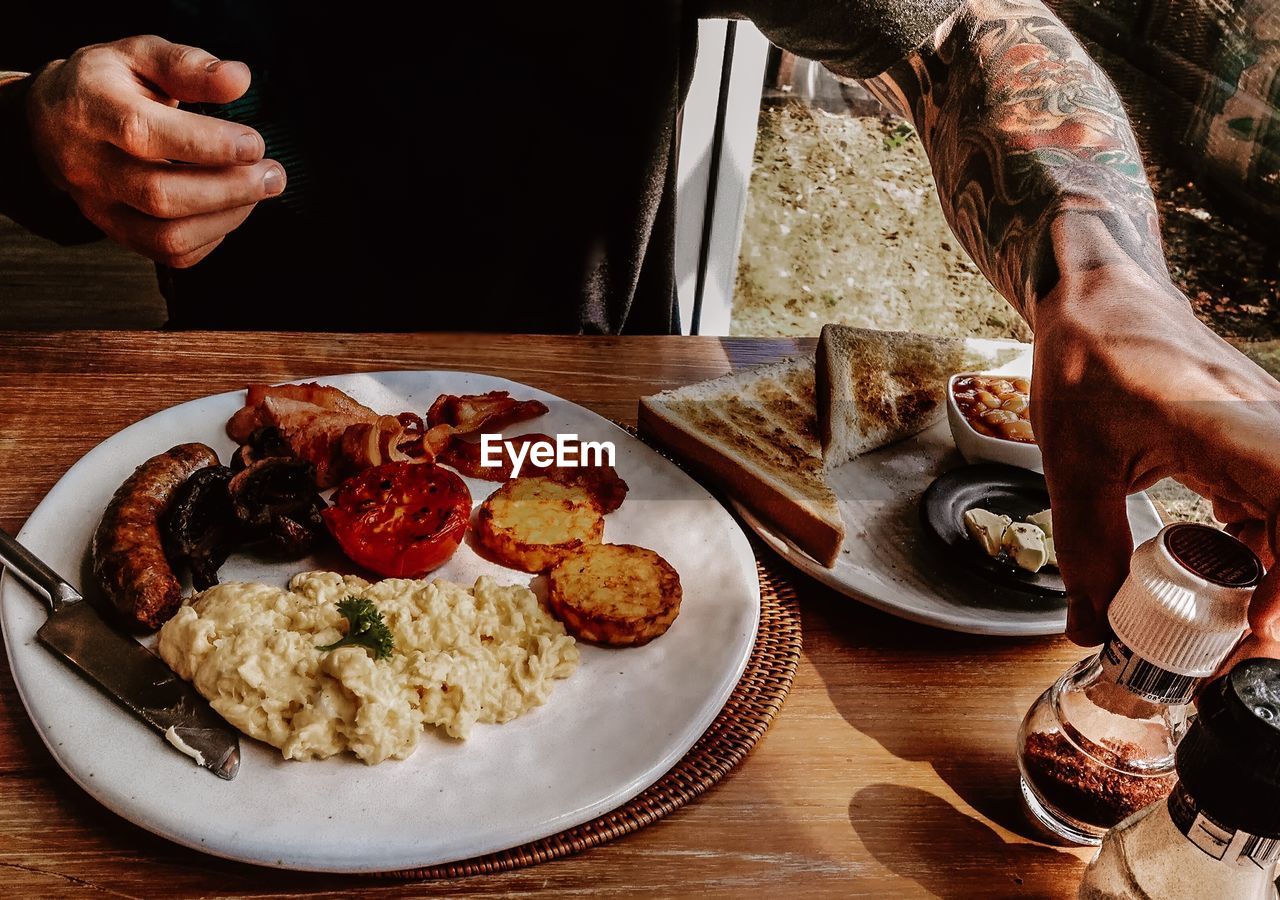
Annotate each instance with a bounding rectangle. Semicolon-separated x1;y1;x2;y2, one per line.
0;332;1096;898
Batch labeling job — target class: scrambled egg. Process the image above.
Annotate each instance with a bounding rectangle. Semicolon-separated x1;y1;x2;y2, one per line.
157;572;579;764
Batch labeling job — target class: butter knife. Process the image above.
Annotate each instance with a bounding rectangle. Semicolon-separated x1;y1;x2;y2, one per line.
0;528;240;779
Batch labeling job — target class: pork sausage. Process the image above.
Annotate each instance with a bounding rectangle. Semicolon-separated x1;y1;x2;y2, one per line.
91;442;219;630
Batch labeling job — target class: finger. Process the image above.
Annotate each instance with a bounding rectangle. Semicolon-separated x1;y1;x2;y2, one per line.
1213;496;1257;526
96;202;256;266
119;35;251;104
1047;474;1134;646
1178;474;1267;522
1248;565;1280;645
112;157;285;219
94;98;265;165
1214;630;1280;685
167;236;225;269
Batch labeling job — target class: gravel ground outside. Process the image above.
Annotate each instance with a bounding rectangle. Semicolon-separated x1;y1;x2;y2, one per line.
732;104;1030;343
732;96;1278;524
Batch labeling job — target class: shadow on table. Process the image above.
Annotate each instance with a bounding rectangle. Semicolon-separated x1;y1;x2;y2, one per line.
777;542;1081;840
849;783;1084;898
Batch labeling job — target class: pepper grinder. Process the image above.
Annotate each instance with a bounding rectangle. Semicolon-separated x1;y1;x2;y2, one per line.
1017;523;1263;845
1079;658;1280;899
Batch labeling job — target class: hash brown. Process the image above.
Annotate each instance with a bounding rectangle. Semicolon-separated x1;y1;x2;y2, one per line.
547;543;682;646
475;476;604;573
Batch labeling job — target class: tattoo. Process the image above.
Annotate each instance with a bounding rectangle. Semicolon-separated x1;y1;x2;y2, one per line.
863;0;1169;320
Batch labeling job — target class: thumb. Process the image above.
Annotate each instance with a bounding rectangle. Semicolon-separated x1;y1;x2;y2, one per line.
1046;471;1134;646
124;35;251;104
1211;513;1280;680
1217;568;1280;677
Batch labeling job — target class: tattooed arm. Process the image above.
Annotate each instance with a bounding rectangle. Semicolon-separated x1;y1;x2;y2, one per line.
855;0;1280;652
862;0;1170;323
868;2;1280;655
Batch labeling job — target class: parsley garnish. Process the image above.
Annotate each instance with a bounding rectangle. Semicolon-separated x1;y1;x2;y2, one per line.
319;597;394;661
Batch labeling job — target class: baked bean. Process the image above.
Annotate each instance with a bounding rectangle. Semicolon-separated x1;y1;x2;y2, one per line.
1003;419;1035;442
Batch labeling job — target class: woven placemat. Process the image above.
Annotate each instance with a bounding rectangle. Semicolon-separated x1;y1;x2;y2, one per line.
370;549;801;880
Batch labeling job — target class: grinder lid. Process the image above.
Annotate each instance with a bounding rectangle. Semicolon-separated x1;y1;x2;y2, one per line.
1108;524;1261;680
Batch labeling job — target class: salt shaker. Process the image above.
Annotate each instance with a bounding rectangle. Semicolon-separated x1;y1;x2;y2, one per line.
1079;658;1280;900
1018;523;1263;845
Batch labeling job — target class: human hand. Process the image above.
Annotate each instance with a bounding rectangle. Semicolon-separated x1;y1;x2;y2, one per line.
1030;249;1279;650
26;34;284;268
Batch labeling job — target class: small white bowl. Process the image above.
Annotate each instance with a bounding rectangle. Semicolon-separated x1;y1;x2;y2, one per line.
946;373;1044;473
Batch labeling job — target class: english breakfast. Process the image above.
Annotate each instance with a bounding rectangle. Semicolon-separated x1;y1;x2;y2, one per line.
85;380;678;766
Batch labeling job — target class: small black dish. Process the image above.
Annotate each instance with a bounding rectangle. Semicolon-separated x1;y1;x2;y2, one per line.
920;463;1065;597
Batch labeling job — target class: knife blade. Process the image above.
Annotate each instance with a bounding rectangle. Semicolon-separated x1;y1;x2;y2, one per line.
0;528;239;779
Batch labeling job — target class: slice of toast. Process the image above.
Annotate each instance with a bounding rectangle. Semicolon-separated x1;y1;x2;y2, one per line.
816;325;968;470
638;355;844;567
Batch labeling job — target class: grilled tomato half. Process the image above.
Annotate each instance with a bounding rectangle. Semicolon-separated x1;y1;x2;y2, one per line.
322;462;471;578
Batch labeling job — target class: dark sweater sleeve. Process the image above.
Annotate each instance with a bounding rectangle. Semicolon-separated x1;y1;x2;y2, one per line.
702;0;962;78
0;73;101;244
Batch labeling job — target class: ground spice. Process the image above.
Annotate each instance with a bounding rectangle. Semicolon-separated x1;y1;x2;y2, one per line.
1022;731;1177;829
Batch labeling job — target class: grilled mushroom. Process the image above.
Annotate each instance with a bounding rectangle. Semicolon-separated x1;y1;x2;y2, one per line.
163;465;237;590
228;458;326;557
230;426;294;472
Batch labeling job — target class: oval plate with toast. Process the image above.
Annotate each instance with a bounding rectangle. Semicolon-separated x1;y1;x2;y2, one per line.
733;342;1164;636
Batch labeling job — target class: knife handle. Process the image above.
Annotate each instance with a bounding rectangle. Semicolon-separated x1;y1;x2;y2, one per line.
0;528;80;613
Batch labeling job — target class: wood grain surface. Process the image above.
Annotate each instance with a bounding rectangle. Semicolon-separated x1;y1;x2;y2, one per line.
0;219;165;330
0;332;1097;898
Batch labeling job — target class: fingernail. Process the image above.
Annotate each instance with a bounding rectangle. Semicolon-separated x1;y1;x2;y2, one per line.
235;134;261;162
263;166;284;196
206;59;224;73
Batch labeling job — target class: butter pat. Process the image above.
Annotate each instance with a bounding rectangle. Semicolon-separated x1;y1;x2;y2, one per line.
164;725;206;767
1003;522;1049;573
1027;509;1054;537
964;508;1012;557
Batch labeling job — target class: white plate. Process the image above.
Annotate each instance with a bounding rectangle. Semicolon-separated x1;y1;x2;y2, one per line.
0;371;760;872
733;341;1164;637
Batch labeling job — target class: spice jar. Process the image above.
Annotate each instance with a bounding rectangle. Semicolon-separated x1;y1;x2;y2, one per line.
1079;658;1280;900
1018;523;1263;845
